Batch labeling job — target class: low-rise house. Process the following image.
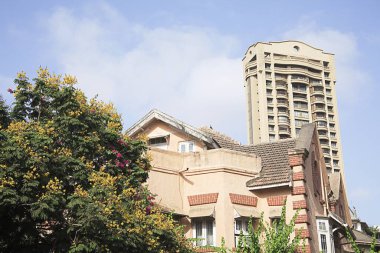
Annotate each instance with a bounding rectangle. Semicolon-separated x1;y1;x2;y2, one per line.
127;109;353;252
350;208;380;252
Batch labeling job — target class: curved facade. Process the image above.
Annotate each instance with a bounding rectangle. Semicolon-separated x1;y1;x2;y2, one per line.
243;41;343;174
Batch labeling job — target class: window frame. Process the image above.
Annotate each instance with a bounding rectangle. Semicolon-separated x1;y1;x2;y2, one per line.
234;217;255;247
148;135;169;150
178;141;195;153
316;219;333;253
192;218;216;247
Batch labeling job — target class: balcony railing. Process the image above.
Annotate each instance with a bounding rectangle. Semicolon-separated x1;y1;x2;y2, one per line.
293;88;307;93
310;81;323;87
275;75;287;81
273;55;322;67
291;76;309;82
276;83;287;90
311;89;324;95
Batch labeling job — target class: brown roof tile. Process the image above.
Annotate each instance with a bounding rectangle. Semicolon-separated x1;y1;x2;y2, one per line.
200;127;296;188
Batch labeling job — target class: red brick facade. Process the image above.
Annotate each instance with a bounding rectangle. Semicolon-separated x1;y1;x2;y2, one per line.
267;195;287;206
289;154;304;167
293;200;308;210
292;186;307;195
188;193;219;206
292;171;305;181
296;244;311;253
295;228;310;239
295;214;309;224
229;193;257;207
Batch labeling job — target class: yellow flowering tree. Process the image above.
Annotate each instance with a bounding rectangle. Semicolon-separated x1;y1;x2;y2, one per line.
0;68;193;253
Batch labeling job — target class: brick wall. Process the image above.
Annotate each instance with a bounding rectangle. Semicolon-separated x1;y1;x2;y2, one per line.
229;193;257;207
293;200;308;210
289;154;304;167
188;193;219;206
292;171;305;181
267;195;287;206
295;228;310;239
292;186;306;195
297;244;311;253
295;214;309;224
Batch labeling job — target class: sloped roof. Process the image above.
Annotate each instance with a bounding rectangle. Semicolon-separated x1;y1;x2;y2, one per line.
243;140;296;188
126;109;219;148
329;172;341;200
353;230;380;245
201;127;297;188
128;110;315;189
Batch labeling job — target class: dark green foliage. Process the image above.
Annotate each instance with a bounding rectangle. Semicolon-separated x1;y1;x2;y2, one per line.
0;69;193;253
0;95;10;129
216;203;303;253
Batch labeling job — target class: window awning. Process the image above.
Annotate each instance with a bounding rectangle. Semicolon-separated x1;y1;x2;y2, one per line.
189;204;215;218
328;213;355;239
269;206;282;218
233;205;261;218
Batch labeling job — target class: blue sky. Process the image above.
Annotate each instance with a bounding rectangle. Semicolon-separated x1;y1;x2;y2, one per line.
0;0;379;225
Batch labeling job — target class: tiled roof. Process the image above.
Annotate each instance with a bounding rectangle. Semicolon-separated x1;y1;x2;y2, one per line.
353;230;380;245
242;140;296;187
329;172;341;200
199;127;241;150
200;127;296;188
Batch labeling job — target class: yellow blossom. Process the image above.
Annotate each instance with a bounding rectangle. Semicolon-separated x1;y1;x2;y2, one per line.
63;74;77;85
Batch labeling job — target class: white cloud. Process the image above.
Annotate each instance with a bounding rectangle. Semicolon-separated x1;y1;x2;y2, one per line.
283;22;372;104
44;3;246;141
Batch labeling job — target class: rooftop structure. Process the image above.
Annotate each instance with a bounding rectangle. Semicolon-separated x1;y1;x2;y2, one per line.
242;41;343;175
127;109;352;252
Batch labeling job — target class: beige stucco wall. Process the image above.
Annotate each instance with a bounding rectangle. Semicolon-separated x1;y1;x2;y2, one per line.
143;120;207;152
140;117;345;251
147;147;263;248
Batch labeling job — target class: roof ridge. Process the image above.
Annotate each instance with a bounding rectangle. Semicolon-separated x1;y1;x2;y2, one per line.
199;126;241;145
243;138;296;148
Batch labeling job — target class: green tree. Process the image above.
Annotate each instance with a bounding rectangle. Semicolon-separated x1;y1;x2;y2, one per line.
0;95;10;128
346;228;380;253
262;204;302;253
216;203;303;253
0;68;193;253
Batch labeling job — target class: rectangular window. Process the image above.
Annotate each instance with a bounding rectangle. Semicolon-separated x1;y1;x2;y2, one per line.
234;218;251;247
148;136;169;150
295;120;309;127
294;110;309;118
317;219;332;253
179;141;195;153
195;221;203;246
193;219;215;247
189;142;194;152
320;234;327;253
206;220;213;245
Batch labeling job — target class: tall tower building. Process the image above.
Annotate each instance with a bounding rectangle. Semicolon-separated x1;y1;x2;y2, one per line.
243;41;343;174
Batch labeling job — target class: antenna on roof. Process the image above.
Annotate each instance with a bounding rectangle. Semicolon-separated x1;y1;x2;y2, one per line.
209;125;213;129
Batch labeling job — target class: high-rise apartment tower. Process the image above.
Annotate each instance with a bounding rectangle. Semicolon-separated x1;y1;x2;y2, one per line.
243;41;343;174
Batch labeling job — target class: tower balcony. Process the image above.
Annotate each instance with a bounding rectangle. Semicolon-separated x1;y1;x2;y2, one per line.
276;100;289;108
312;106;326;113
276;92;288;99
311;89;325;96
276;83;287;90
275;75;287;82
310;81;323;87
293;96;308;103
291;76;309;84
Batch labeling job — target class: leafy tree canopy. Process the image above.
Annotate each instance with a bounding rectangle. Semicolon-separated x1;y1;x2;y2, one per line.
0;68;193;253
